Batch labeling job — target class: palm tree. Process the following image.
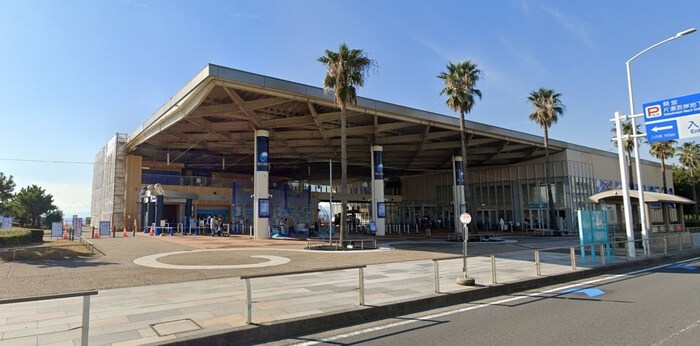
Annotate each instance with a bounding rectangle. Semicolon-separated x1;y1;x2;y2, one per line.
650;140;676;231
677;142;700;217
610;122;642;189
527;88;565;231
649;140;676;193
437;61;482;231
318;43;374;246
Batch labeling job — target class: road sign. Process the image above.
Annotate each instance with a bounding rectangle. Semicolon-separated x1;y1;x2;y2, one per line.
459;212;472;225
644;92;700;143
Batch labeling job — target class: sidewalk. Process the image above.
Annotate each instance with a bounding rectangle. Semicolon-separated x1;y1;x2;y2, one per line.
0;237;697;346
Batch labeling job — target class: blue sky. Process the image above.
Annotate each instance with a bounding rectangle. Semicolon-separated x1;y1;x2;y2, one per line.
1;0;700;217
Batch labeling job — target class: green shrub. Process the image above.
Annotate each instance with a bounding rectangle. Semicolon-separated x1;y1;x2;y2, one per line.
685;220;700;228
0;229;32;247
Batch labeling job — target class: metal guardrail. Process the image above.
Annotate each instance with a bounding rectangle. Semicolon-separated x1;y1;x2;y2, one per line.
240;265;367;324
431;233;696;293
306;237;377;250
0;291;98;346
79;236;105;255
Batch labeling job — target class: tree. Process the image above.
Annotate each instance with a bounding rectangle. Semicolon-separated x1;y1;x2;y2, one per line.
527;88;565;231
9;185;58;228
672;166;696;218
318;43;375;245
649;140;676;230
610;122;641;189
648;140;676;193
677;142;700;218
44;208;64;228
0;172;15;214
438;61;482;231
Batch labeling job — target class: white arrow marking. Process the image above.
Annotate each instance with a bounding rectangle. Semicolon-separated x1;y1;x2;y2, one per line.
652;125;673;132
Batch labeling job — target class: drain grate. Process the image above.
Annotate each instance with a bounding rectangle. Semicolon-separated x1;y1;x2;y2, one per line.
151;318;202;336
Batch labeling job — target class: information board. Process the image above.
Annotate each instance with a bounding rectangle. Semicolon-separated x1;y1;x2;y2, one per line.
577;210;611;263
99;221;111;237
51;222;63;238
73;218;83;237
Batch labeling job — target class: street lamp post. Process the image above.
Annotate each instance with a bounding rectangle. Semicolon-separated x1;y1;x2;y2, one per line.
625;28;696;256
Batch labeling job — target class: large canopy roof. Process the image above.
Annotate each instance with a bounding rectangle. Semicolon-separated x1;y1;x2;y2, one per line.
128;64;573;182
589;190;695;205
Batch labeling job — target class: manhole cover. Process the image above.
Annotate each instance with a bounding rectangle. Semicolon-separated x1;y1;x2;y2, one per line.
151;319;202;336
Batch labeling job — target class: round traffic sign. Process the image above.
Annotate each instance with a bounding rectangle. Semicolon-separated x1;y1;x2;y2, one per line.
459;212;472;225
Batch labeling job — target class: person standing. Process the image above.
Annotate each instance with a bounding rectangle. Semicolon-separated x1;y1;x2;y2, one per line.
424;216;432;239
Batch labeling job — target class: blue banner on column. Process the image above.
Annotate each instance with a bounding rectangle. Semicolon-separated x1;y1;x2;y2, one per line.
259;199;270;218
256;136;269;171
377;202;386;218
454;160;464;186
374;151;383;180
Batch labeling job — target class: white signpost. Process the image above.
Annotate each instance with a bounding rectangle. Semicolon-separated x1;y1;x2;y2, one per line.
456;212;475;286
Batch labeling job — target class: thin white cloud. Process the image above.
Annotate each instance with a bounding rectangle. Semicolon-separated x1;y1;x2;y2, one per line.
518;0;530;16
411;35;457;62
499;37;550;77
541;5;593;49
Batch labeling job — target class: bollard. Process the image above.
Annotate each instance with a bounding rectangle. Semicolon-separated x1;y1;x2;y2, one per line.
433;261;440;293
358;268;365;305
625;242;629;261
679;234;683;253
490;255;497;284
535;250;541;276
245;278;252;324
570;247;576;270
693;233;697;249
600;244;606;265
663;238;668;255
81;295;91;346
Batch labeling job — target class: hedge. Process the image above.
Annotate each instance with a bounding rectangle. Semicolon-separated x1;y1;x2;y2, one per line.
0;229;34;247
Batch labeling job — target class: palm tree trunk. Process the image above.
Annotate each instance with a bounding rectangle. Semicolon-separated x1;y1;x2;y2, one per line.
543;127;558;231
661;157;668;193
627;152;634;190
661;157;671;231
458;111;474;232
340;105;347;247
693;176;699;220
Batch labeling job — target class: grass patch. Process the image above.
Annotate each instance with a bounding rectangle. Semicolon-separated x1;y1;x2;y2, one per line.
0;240;95;261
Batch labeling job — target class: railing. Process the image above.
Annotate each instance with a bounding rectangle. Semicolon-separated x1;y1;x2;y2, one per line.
431;233;696;294
240;265;367;324
0;291;98;346
79;236;105;255
0;239;103;260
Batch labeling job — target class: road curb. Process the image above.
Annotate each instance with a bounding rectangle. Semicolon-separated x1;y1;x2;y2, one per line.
161;251;700;345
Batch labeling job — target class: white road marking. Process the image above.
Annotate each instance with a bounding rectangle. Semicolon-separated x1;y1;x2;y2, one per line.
290;256;700;346
652;319;700;346
133;250;290;269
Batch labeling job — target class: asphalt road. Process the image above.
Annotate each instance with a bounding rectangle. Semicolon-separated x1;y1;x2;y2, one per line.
272;257;700;346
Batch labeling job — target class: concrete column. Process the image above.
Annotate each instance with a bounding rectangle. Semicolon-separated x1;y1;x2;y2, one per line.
371;146;386;236
184;198;192;231
231;180;237;228
254;130;270;239
453;156;465;233
148;196;156;229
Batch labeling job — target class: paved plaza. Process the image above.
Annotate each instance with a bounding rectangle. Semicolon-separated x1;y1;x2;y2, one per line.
0;233;697;345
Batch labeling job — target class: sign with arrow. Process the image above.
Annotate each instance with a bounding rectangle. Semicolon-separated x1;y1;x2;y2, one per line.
559;287;605;298
644;92;700;143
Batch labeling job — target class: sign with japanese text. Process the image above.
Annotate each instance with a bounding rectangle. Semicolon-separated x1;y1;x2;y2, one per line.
644;92;700;143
